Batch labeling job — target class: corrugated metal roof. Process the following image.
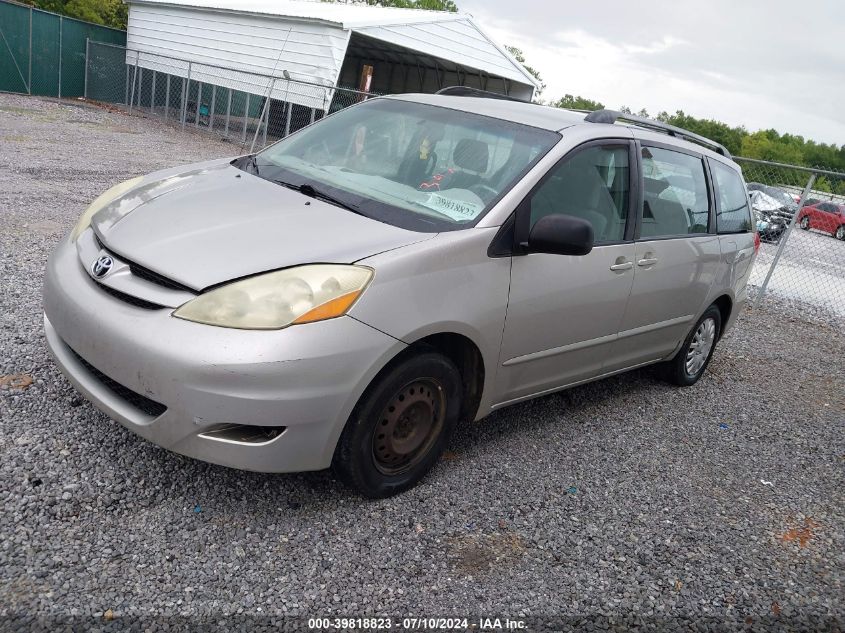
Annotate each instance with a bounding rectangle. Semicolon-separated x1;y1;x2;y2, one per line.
132;0;465;28
129;0;540;89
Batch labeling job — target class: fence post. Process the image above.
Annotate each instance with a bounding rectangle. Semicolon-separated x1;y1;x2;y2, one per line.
195;81;202;127
284;103;292;137
181;61;191;129
27;7;32;94
225;88;232;136
242;92;250;144
57;17;62;99
124;57;129;105
209;85;216;131
754;172;817;308
129;51;139;113
83;38;89;99
151;70;156;113
164;73;170;119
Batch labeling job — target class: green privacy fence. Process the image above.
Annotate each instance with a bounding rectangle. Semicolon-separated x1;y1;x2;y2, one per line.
0;0;125;97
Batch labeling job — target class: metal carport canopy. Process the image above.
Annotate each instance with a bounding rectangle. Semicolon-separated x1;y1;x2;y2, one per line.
126;0;539;109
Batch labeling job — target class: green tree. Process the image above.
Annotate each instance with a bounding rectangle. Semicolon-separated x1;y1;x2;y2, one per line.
504;46;545;98
655;110;747;157
554;94;604;111
552;96;845;169
20;0;127;29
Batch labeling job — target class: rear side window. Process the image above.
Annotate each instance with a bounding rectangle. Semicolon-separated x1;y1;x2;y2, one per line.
640;146;710;238
711;161;752;233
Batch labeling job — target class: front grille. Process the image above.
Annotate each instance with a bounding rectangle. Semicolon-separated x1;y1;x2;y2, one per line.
94;233;193;293
129;263;193;292
69;348;167;418
97;283;165;310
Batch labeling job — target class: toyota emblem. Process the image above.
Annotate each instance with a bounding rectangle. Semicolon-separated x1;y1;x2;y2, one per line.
91;255;114;278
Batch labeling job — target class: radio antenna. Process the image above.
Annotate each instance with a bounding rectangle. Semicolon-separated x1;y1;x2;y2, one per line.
247;26;292;153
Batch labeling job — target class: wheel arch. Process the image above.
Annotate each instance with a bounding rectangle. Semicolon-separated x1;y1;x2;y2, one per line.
406;332;486;424
711;294;733;339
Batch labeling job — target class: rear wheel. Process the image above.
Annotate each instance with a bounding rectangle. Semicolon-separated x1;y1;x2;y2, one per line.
836;225;845;241
800;215;810;230
332;351;462;498
661;306;722;386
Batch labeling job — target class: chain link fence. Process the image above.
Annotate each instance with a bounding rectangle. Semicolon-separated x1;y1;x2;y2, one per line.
85;41;376;152
736;157;845;316
0;0;125;97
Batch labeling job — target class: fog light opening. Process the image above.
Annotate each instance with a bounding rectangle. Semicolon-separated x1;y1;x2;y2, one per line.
198;424;287;445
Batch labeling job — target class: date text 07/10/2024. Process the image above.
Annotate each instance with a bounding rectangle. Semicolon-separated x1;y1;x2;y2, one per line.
307;617;527;630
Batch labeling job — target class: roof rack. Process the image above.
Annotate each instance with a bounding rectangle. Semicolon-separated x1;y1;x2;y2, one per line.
583;109;732;158
435;86;529;103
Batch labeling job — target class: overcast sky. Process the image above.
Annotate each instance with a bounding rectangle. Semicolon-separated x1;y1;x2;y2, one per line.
458;0;845;146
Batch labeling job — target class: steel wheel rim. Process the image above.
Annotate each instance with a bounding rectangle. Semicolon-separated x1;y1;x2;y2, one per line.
372;378;446;476
837;226;845;240
685;317;716;377
801;217;809;228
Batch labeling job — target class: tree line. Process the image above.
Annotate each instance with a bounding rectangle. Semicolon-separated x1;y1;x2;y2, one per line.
553;95;845;190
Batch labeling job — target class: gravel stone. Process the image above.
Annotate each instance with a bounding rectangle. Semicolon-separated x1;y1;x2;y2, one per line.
0;94;843;631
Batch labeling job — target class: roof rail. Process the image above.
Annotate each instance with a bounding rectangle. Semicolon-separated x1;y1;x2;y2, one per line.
435;86;529;103
584;109;732;158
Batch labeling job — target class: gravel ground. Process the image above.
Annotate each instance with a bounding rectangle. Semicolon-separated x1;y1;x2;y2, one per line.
1;94;843;631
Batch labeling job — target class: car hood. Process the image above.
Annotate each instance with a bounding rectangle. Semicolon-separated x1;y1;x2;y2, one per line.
91;160;433;290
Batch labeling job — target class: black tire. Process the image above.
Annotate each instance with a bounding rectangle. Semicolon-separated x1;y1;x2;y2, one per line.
332;351;462;498
661;305;722;386
800;215;810;230
836;225;845;241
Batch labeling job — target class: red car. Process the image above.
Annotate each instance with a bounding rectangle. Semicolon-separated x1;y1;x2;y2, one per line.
797;201;845;240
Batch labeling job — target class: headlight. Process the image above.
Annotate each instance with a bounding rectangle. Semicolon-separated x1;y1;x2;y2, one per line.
172;265;373;330
70;176;143;242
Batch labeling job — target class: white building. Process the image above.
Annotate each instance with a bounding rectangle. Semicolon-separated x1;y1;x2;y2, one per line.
125;0;540;114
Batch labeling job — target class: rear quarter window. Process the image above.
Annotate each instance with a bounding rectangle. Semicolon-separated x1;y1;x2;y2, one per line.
711;160;752;233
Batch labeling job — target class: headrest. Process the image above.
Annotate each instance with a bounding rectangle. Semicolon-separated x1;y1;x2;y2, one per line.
453;139;489;173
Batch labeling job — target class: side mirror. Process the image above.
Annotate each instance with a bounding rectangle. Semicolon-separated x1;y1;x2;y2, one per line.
527;214;594;256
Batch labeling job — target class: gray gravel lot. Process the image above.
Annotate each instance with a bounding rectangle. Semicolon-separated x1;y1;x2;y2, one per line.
1;94;843;631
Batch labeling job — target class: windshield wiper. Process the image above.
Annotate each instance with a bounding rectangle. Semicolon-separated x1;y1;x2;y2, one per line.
245;154;260;175
273;179;364;216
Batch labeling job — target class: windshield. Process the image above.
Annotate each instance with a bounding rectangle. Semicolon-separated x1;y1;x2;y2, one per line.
253;98;559;232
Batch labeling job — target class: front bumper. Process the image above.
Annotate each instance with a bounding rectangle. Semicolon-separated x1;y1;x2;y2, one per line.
43;236;406;472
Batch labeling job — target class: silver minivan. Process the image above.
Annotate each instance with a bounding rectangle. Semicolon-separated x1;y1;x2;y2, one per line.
43;90;757;497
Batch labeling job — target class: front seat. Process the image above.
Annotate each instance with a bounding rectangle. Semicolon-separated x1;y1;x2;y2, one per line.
447;139;489;190
531;162;611;240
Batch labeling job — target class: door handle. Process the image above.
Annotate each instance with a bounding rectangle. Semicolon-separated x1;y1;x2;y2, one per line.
610;261;633;271
637;257;658;266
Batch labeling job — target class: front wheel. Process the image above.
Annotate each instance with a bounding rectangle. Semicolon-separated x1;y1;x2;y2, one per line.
800;215;810;230
836;225;845;241
332;351;462;498
661;306;722;386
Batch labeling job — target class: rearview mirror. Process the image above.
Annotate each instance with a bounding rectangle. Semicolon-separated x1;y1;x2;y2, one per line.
527;214;594;256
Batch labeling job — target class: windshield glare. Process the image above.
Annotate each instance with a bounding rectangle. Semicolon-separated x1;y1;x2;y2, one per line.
256;99;559;231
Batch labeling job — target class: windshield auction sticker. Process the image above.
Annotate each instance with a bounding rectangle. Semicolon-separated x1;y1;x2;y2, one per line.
421;192;483;222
